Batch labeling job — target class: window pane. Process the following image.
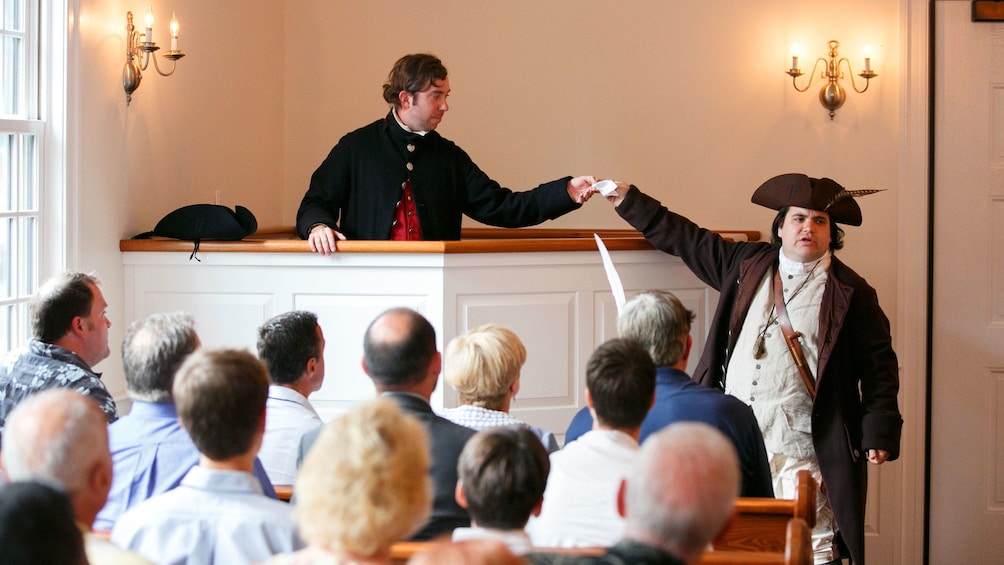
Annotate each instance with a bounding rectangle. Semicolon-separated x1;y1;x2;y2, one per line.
0;133;11;211
1;304;13;351
18;214;34;295
3;35;22;115
3;0;26;31
0;216;11;299
20;133;34;209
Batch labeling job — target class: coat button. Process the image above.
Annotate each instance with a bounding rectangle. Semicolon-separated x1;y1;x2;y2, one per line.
407;143;415;152
406;162;414;171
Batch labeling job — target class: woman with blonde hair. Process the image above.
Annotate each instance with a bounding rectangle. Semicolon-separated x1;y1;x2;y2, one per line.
265;398;432;565
439;324;559;452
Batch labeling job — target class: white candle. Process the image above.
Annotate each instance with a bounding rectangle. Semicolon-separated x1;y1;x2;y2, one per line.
145;7;154;44
170;13;179;51
863;45;872;72
790;43;801;71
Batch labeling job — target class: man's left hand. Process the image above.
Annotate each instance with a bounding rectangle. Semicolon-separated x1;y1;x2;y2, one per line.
867;449;890;464
567;176;599;204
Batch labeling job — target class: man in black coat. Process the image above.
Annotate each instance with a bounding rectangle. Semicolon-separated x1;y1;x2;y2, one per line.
604;174;902;565
297;53;598;253
297;307;475;540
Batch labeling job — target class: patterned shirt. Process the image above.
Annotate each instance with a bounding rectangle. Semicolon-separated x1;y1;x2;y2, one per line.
438;404;560;453
0;340;117;442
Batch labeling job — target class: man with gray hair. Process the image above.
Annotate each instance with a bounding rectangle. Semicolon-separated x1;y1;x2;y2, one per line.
564;290;773;498
0;271;117;442
94;312;275;531
529;422;741;565
1;389;152;564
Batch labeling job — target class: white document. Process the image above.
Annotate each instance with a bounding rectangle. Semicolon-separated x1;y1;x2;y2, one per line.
594;233;626;314
592;179;618;196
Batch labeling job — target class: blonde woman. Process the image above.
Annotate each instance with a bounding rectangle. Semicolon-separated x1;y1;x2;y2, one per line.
265;398;432;565
439;324;559;453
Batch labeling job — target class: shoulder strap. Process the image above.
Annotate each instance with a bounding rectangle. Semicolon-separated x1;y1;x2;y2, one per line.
773;268;817;399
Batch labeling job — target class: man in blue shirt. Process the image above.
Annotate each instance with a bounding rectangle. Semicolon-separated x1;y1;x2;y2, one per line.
564;291;773;498
94;312;275;531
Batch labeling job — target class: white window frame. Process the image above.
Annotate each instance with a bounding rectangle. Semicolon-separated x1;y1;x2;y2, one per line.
1;0;67;348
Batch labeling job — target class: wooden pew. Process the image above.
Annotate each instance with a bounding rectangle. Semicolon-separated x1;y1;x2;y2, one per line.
274;484;293;502
391;517;810;564
712;469;816;553
700;518;812;565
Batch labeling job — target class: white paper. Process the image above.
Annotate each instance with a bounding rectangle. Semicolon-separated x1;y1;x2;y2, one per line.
592;179;618;196
594;233;626;314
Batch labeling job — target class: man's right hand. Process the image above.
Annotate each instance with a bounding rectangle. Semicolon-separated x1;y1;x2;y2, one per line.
308;224;346;255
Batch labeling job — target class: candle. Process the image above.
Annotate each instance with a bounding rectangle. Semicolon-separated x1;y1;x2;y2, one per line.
145;7;154;44
790;43;801;71
863;45;872;72
170;13;179;51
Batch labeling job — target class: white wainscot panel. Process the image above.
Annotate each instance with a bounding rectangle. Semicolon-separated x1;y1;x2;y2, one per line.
141;291;275;352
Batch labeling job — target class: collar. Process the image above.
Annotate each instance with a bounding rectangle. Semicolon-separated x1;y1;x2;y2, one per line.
268;384;311;405
181;466;263;495
778;248;831;275
392;109;429;136
28;340;99;377
126;400;179;419
656;366;693;384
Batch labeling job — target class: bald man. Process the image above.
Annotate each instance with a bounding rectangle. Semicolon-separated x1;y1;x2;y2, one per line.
1;389;151;564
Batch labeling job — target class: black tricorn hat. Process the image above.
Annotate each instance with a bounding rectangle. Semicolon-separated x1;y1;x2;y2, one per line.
133;204;258;241
750;173;884;226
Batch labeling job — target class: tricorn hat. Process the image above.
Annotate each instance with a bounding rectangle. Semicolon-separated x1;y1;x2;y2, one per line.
133;204;258;241
750;173;883;226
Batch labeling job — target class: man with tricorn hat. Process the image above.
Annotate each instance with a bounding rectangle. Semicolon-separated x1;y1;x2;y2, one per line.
603;174;902;565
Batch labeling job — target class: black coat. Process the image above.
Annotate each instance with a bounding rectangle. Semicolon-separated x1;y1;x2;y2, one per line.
616;186;902;565
297;112;580;240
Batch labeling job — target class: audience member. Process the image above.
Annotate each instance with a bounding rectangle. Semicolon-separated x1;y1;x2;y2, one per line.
95;312;275;531
257;310;326;485
452;426;550;556
408;538;524;565
0;480;88;565
440;324;559;453
264;398;431;565
299;307;475;540
0;270;116;442
1;389;152;564
112;348;303;564
526;338;655;547
528;422;741;565
564;290;773;497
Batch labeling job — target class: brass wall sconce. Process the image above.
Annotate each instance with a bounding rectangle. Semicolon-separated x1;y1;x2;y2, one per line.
123;8;185;105
786;40;877;120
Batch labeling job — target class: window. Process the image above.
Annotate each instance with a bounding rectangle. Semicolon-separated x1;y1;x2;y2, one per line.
1;0;40;351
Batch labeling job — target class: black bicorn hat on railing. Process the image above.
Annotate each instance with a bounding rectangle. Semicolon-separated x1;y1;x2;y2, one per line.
132;204;258;260
750;173;884;226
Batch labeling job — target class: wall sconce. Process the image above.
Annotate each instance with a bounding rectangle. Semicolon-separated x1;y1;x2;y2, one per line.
122;8;185;105
786;40;877;120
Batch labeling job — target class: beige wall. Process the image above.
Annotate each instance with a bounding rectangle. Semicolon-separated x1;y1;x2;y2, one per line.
72;0;902;398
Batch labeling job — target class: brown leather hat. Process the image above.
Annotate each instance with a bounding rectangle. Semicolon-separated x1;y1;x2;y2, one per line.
750;173;883;226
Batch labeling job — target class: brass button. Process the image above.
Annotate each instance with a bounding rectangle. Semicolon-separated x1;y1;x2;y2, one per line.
406;162;414;171
407;143;416;152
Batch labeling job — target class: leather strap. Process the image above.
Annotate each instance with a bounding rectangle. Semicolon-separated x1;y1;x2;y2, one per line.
773;268;816;399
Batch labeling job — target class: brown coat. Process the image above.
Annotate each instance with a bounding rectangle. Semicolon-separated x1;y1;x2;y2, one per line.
617;186;902;565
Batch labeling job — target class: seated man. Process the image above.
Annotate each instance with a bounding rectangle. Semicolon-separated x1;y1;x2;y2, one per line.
95;312;275;531
256;310;325;485
112;349;303;564
528;422;741;565
0;481;88;565
439;324;559;453
298;307;475;540
0;271;116;441
526;338;656;548
452;426;551;556
2;389;151;564
564;290;773;497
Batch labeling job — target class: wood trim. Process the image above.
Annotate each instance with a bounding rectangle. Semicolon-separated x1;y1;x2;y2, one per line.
120;227;761;254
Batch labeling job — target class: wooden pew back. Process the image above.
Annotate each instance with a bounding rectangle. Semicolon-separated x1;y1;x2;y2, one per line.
712;469;816;553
